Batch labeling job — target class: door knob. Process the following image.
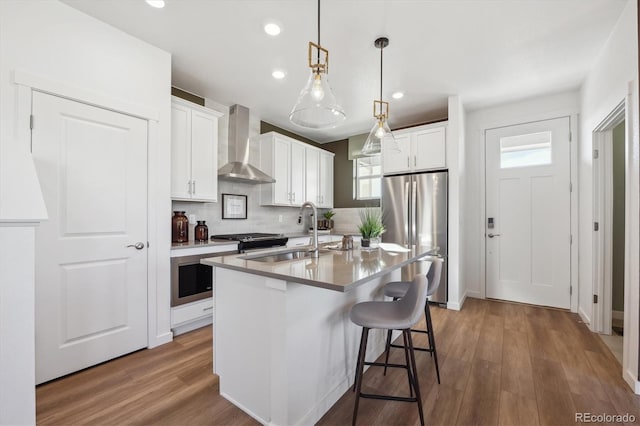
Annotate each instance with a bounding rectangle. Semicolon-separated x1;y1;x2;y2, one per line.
126;242;145;250
487;233;501;238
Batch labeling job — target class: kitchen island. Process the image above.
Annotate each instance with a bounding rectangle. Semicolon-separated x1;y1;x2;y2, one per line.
202;244;437;426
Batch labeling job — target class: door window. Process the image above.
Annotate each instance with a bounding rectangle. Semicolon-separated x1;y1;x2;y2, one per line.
500;131;552;169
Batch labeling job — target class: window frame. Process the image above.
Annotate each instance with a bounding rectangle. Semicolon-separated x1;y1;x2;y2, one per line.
353;155;382;200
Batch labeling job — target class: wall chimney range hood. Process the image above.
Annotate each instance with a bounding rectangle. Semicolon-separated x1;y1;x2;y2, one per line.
218;105;275;184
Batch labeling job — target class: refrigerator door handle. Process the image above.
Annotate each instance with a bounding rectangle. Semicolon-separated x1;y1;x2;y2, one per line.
404;180;411;246
411;179;417;246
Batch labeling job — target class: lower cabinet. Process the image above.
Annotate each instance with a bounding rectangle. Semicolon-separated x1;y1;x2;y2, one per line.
171;297;213;336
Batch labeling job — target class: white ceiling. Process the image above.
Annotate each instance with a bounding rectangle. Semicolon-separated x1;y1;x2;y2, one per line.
63;0;627;143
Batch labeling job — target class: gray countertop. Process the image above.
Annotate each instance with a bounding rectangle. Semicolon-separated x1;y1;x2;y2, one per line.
202;244;438;292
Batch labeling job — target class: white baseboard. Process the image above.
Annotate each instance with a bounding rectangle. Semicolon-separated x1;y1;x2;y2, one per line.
578;306;593;330
613;310;625;321
172;316;213;336
465;290;482;299
624;369;640;395
446;290;469;311
447;300;461;311
148;331;173;348
298;377;350;426
220;392;269;425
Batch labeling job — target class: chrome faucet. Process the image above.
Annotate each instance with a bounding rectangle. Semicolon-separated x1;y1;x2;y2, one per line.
298;201;319;258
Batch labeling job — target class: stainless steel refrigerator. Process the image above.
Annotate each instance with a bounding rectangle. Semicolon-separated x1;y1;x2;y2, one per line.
381;171;448;304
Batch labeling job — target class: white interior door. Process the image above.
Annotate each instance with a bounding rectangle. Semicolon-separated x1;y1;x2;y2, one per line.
485;117;571;308
32;91;148;384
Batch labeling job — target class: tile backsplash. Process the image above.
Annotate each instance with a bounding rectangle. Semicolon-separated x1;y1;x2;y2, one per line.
172;180;324;239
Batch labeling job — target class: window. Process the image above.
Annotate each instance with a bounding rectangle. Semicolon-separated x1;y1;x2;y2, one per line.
500;131;552;169
353;156;381;200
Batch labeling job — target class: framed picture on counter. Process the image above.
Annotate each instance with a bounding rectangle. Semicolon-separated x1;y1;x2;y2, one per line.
222;193;247;219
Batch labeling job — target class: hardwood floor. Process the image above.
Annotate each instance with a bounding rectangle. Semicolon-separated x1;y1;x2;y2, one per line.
37;298;640;425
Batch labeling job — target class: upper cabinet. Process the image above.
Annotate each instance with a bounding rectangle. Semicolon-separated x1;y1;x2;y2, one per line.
305;147;334;208
171;96;223;202
259;132;334;208
259;132;306;206
382;122;447;175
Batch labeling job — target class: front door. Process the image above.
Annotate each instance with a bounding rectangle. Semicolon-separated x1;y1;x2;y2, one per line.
485;117;571;308
32;91;148;384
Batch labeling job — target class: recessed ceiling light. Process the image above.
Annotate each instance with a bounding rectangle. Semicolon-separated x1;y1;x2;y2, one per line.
264;23;281;36
392;92;404;99
145;0;165;8
272;70;286;79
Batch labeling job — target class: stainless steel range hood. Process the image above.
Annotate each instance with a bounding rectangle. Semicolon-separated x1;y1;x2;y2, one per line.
218;104;275;184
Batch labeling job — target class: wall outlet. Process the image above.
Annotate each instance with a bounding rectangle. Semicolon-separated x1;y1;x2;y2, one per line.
188;214;196;225
278;214;283;223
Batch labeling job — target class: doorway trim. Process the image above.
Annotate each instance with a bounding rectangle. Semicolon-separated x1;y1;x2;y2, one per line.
14;70;172;349
477;108;579;313
592;99;626;336
475;105;579;312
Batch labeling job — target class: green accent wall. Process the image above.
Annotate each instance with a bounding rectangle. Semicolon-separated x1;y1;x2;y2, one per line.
259;122;380;208
322;139;380;208
171;87;205;106
612;121;625;312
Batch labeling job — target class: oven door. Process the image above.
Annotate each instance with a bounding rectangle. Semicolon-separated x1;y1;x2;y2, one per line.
170;251;235;307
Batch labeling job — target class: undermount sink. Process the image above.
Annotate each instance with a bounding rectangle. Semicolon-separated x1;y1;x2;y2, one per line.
241;248;328;263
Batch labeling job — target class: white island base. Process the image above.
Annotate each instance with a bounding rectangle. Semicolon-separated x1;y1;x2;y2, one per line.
212;266;401;426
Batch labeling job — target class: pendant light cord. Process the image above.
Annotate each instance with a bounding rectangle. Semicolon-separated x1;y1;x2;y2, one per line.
317;0;321;69
379;44;383;102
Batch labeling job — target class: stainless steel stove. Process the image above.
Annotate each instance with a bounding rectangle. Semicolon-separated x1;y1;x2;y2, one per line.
211;233;288;253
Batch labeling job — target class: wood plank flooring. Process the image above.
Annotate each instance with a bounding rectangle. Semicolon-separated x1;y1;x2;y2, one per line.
37;298;640;425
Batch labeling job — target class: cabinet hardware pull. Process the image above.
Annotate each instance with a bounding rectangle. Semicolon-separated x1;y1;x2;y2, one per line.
203;306;213;312
192;180;196;194
414;156;416;167
407;157;410;167
188;180;192;194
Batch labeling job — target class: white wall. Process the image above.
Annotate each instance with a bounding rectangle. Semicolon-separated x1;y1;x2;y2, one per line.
463;91;580;302
578;0;639;391
0;1;172;421
447;96;466;310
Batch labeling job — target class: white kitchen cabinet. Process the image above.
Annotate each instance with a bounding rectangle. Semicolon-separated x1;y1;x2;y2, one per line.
171;297;213;336
259;132;306;206
305;146;335;208
318;151;334;208
171;96;223;202
382;122;447;175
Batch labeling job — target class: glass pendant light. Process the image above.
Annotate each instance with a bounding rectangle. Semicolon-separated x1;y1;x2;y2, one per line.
361;37;400;156
289;0;346;129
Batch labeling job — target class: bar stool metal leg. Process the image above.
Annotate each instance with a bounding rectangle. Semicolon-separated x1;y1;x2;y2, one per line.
405;329;425;425
425;303;441;384
402;329;414;398
352;327;369;425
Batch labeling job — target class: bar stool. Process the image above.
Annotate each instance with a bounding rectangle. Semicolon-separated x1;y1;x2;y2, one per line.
382;257;443;384
349;274;428;426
